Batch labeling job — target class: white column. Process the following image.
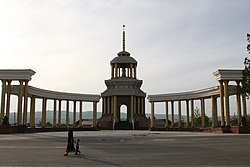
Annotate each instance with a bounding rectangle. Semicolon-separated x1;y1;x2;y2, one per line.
142;97;145;116
111;64;114;79
92;101;97;127
130;64;133;78
137;97;141;115
130;96;134;121
30;96;36;128
6;80;12;118
178;101;181;128
23;80;28;125
242;95;247;117
115;64;118;78
103;97;106;114
107;97;110;114
211;96;216;128
1;80;6;124
224;80;230;127
42;98;47;128
134;97;137;115
201;98;205;128
0;80;6;124
114;96;117;121
186;100;189;128
66;100;69;127
79;101;83;127
165;101;169;128
58;100;62;128
150;102;155;128
134;64;137;79
191;99;194;128
73;101;76;127
236;81;242;125
171;101;174;127
17;80;24;125
111;96;114;114
53;99;57;128
219;80;225;127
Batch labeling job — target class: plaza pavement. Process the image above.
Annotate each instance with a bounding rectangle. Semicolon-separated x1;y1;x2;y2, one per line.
0;130;250;167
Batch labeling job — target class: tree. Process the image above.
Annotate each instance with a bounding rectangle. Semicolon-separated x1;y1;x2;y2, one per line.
193;107;211;127
194;107;202;127
230;113;238;126
242;34;250;98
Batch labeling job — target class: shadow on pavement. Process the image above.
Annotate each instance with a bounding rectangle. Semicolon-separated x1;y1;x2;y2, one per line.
66;154;122;167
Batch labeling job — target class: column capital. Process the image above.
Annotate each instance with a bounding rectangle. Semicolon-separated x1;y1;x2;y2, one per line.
223;80;229;85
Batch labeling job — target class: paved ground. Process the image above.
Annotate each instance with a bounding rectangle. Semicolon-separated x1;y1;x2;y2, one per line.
0;130;250;167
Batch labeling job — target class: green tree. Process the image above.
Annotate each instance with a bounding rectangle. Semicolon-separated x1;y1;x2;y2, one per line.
246;117;250;127
230;113;238;126
242;33;250;98
193;107;211;127
194;107;201;127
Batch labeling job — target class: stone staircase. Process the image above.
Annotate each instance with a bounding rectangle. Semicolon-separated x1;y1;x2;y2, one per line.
114;121;133;130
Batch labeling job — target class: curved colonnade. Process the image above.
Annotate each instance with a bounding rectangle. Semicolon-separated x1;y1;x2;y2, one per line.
1;69;248;129
148;69;247;129
0;69;100;128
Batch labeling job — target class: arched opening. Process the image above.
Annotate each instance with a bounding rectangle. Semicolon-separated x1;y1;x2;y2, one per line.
120;105;127;121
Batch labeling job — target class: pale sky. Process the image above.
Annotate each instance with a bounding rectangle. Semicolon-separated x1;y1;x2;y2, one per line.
0;0;250;114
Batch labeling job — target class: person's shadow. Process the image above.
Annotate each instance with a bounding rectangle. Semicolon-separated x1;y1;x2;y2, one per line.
67;154;122;167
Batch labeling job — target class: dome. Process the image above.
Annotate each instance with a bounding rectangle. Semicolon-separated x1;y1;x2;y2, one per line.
110;55;137;64
117;50;130;56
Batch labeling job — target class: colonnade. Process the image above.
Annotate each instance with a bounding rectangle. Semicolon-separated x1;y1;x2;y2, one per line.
149;91;247;128
111;63;137;79
0;79;29;125
17;86;100;128
0;69;100;128
148;69;248;129
30;97;98;128
214;69;247;127
150;98;207;128
218;80;247;127
1;85;99;128
102;95;145;121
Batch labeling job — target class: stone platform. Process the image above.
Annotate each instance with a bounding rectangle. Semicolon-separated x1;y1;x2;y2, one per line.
0;126;99;134
0;131;250;166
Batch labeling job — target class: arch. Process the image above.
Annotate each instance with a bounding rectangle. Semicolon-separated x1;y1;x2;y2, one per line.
120;104;128;121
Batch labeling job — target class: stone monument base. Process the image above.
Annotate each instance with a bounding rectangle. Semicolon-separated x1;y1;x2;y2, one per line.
230;126;250;134
98;115;114;130
134;115;149;130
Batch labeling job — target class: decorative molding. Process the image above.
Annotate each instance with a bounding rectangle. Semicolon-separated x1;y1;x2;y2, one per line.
0;69;35;81
11;85;100;102
213;69;243;81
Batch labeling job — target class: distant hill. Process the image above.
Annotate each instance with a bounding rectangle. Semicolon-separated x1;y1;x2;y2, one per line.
8;111;102;124
7;111;182;124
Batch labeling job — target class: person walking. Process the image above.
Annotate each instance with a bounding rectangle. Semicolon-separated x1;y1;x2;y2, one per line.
64;126;75;156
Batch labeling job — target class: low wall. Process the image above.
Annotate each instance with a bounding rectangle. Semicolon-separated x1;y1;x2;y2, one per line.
0;126;99;134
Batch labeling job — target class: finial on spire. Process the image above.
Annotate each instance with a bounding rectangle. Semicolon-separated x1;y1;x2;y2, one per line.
122;25;125;51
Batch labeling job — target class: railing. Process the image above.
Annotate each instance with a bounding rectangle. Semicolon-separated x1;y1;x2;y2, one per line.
112;119;116;130
132;119;135;130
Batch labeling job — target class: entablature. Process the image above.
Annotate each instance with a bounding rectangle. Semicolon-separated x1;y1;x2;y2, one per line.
0;69;35;81
147;86;237;102
11;85;100;102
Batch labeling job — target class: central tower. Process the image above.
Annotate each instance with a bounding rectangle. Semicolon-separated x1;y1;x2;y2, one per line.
98;25;148;130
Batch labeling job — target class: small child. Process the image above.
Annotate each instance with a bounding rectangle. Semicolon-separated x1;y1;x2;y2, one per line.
75;138;81;155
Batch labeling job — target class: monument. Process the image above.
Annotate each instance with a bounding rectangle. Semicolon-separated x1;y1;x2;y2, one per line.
98;25;148;130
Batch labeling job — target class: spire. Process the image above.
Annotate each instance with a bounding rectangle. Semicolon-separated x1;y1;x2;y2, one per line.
117;25;130;56
122;25;125;51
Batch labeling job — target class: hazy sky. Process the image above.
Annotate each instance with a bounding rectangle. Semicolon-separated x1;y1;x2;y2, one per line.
0;0;250;113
